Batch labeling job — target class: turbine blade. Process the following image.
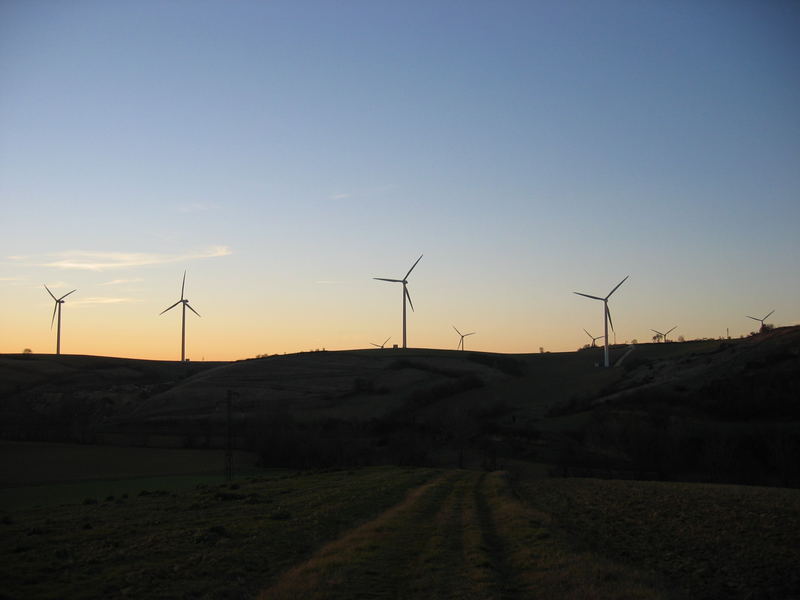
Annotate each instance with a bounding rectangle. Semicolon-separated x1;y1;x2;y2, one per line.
374;278;403;283
383;337;391;346
453;325;462;336
404;254;423;279
51;303;57;329
650;329;662;335
181;271;186;300
186;303;201;318
666;326;677;335
465;332;475;337
583;328;592;338
43;284;57;301
606;304;615;333
58;289;77;301
746;316;760;321
763;310;774;321
405;286;414;312
574;292;604;301
606;275;629;299
160;300;181;315
370;343;380;348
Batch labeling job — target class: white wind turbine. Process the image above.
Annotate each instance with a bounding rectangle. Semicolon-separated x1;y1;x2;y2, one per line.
160;271;201;361
583;328;603;348
746;310;774;331
453;326;475;351
574;276;628;368
371;337;391;349
650;326;677;343
44;285;77;355
374;255;422;349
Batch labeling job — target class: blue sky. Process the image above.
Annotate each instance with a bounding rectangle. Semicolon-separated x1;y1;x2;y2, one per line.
1;1;798;359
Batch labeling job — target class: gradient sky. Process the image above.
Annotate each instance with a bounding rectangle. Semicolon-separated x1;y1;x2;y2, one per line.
2;0;799;361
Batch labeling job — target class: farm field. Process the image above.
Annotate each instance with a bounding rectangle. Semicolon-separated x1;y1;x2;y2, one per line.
0;441;259;510
3;465;799;599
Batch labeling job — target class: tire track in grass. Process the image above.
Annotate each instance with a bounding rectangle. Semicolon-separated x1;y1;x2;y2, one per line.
482;471;664;599
472;472;524;599
259;471;471;599
397;470;499;599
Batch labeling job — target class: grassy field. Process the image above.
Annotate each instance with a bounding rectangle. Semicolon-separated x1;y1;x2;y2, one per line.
0;441;259;510
3;463;798;599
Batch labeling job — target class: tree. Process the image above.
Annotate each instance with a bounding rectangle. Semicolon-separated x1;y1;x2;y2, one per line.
22;348;32;354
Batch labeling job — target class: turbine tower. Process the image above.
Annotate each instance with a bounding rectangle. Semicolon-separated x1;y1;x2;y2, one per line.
371;337;391;349
160;271;201;361
453;326;475;351
583;328;603;348
746;310;774;332
374;255;422;349
574;276;628;368
44;285;76;355
650;326;677;343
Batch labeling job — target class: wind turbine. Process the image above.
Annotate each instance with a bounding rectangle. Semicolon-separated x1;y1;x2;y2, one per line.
650;326;677;343
453;326;475;351
374;255;422;349
371;337;391;349
160;271;201;361
574;276;628;368
583;329;603;348
746;310;774;332
44;285;76;355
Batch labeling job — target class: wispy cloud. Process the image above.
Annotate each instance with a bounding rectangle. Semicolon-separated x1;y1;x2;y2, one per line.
329;193;352;200
72;297;141;305
99;278;144;286
40;246;232;271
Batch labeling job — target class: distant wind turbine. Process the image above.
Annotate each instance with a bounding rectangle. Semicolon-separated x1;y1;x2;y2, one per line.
371;337;391;349
160;271;201;361
650;326;677;343
453;326;475;351
44;285;76;355
583;329;603;348
746;310;774;331
574;276;628;368
374;255;422;349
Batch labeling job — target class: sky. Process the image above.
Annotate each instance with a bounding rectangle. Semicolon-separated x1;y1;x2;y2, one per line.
1;0;799;361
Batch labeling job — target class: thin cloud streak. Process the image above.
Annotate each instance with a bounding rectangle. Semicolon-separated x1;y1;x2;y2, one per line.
40;246;232;270
99;278;144;286
72;297;141;305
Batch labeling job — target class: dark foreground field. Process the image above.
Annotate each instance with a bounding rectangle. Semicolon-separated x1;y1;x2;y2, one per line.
2;462;799;599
